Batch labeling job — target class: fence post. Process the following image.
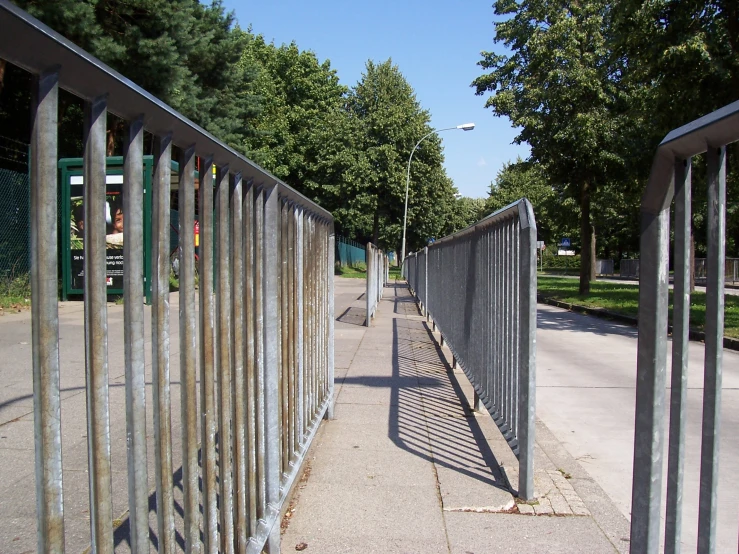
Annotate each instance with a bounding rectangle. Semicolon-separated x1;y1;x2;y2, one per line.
518;201;537;500
630;152;673;553
424;246;429;317
327;230;335;419
366;243;373;327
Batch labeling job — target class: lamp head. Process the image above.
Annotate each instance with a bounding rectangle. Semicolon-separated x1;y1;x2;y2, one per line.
457;123;475;131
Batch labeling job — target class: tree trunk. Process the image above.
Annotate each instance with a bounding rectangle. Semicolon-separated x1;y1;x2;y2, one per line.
690;232;695;292
372;209;380;246
579;180;593;295
590;225;597;281
106;118;124;156
0;59;6;95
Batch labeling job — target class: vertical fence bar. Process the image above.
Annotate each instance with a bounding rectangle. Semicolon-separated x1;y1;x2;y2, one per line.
254;187;267;532
152;133;175;554
263;185;282;552
287;207;297;447
280;202;290;475
309;220;316;421
216;165;235;554
122;116;148;554
178;146;200;554
630;162;673;554
243;182;258;538
83;95;114;554
296;209;305;444
664;158;691;554
231;172;247;554
512;219;520;445
199;156;218;554
254;186;267;525
697;145;726;553
30;68;64;554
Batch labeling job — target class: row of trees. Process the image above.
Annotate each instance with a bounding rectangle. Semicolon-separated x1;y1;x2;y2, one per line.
0;0;481;256
474;0;739;293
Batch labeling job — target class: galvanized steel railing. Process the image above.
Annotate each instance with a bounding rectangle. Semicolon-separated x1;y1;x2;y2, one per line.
695;257;739;285
403;199;537;500
1;3;334;553
620;259;640;279
365;242;387;326
630;99;739;554
595;258;614;276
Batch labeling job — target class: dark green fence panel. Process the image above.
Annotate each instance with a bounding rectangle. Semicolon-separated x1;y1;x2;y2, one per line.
336;235;365;267
0;167;31;278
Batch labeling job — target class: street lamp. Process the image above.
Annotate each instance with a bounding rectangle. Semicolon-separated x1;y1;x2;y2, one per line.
401;123;475;264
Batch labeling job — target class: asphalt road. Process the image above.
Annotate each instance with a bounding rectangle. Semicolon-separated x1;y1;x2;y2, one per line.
536;303;739;552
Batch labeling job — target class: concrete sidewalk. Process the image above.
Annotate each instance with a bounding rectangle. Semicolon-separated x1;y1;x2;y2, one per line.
282;279;630;553
0;297;185;553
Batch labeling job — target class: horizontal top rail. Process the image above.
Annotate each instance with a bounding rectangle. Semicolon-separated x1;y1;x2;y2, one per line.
0;0;332;222
644;100;739;214
660;99;739;156
427;199;534;249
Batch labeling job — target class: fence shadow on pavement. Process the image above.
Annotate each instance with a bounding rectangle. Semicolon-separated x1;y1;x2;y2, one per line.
387;282;422;316
336;306;368;327
389;285;511;493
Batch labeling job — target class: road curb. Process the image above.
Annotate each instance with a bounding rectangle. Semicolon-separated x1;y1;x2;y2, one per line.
537;294;739;352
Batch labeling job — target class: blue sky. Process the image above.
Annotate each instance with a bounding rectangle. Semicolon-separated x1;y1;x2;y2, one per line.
222;0;530;199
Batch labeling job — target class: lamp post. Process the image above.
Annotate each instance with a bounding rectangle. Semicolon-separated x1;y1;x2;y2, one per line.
401;123;475;264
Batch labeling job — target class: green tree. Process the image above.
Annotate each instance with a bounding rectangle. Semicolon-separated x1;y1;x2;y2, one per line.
348;59;456;253
612;0;739;258
445;196;487;235
473;0;627;294
241;35;349;185
10;0;260;154
486;159;579;247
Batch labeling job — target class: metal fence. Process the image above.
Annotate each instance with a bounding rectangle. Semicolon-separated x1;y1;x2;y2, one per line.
620;258;640;279
0;3;334;553
694;257;739;284
403;199;537;500
365;242;387;326
336;235;366;267
595;258;614;276
631;100;739;553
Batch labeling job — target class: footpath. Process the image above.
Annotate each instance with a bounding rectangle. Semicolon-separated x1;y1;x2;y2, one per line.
282;279;630;553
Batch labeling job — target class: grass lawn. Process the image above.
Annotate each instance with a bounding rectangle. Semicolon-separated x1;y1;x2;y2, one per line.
335;264;403;280
538;275;739;339
335;264;367;278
